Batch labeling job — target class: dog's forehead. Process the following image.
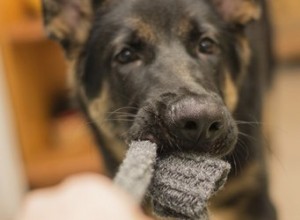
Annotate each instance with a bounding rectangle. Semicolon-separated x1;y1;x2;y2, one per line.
130;0;214;20
101;0;220;41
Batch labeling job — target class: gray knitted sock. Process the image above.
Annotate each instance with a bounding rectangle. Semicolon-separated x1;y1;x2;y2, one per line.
149;152;231;219
114;141;231;220
114;141;157;203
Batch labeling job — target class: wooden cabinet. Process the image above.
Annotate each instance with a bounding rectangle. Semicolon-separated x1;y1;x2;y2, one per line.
0;0;104;188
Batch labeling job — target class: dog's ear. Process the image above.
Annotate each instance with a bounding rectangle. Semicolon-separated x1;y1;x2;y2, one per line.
211;0;261;25
42;0;96;56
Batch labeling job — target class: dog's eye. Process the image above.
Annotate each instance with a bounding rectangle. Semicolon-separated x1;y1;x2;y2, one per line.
198;38;217;54
115;48;139;64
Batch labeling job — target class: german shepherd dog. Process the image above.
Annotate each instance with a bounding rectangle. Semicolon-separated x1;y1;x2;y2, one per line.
43;0;277;219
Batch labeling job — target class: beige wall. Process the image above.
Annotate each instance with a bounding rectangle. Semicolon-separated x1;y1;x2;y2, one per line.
0;48;27;219
270;0;300;61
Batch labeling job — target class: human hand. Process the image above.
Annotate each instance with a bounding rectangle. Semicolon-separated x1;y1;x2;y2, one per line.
16;174;151;220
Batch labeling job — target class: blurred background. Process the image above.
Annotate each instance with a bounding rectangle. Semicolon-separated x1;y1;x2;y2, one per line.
0;0;299;219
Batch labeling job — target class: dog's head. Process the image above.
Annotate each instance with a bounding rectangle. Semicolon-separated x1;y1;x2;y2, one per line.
43;0;260;157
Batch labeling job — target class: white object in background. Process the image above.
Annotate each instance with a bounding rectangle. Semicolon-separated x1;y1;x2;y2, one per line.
0;48;28;219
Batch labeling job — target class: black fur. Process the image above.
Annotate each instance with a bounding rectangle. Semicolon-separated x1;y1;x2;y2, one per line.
44;0;277;219
78;0;241;155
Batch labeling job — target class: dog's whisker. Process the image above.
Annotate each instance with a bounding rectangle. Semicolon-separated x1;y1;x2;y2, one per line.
237;138;250;161
109;112;136;116
238;131;258;142
104;119;135;122
231;151;239;177
235;151;242;175
104;111;137;122
108;106;138;113
106;106;138;118
106;112;137;116
106;115;136;119
235;120;263;125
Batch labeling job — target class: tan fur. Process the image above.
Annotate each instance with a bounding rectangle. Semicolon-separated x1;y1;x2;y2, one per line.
86;83;127;162
173;57;194;81
236;34;252;85
220;162;262;200
66;60;77;96
211;162;262;219
210;209;240;220
177;17;192;38
67;59;127;169
224;71;238;112
233;0;261;24
212;0;261;24
44;0;93;57
43;0;60;18
46;17;72;41
224;34;251;112
127;18;157;43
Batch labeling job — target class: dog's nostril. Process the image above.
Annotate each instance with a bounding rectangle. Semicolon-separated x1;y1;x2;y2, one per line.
183;121;198;131
206;121;223;140
208;121;222;132
168;97;227;144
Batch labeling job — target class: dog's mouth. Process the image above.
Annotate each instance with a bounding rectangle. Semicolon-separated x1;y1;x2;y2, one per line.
138;125;237;157
126;100;238;157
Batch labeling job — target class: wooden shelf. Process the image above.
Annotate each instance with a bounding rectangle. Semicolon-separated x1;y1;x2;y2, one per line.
25;113;104;188
0;0;104;188
1;19;46;43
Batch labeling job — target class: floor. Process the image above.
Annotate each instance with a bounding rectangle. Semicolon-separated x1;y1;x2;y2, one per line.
268;66;300;220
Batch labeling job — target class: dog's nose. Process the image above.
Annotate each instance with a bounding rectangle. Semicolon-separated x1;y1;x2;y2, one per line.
169;97;225;143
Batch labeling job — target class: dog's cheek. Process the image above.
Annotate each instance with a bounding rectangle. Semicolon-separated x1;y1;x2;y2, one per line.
87;82;127;162
235;34;251;84
224;71;238;113
224;34;251;112
87;82;110;127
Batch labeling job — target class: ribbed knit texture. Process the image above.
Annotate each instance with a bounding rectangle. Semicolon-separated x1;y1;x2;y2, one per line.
114;141;231;220
149;152;231;219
